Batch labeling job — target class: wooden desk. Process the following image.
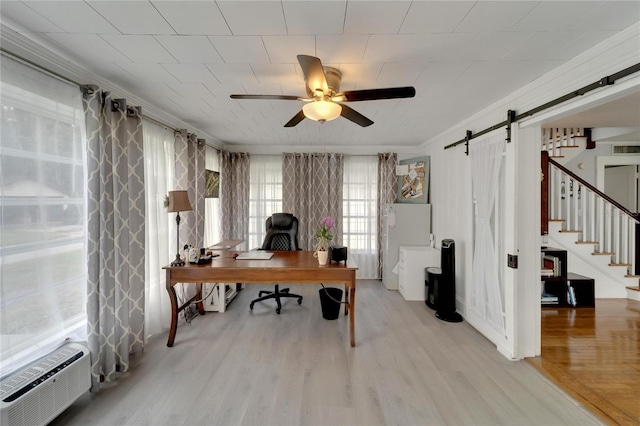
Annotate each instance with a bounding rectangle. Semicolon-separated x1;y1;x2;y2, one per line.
163;251;358;347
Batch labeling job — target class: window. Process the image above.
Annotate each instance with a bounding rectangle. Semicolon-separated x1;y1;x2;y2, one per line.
0;55;87;373
248;156;283;249
204;146;220;246
343;156;378;278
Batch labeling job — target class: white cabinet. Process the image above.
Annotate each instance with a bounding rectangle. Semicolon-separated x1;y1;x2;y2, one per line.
382;204;431;290
398;246;440;301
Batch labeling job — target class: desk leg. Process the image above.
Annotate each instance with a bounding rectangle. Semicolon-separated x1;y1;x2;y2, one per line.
195;283;205;315
344;284;350;316
349;285;356;347
166;283;179;347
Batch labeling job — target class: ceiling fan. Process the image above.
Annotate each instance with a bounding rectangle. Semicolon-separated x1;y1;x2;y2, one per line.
230;55;416;127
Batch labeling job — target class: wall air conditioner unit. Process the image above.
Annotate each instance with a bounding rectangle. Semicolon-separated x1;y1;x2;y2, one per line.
1;343;91;426
612;144;640;154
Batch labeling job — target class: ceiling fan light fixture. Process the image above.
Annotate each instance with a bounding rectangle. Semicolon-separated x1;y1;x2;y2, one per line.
302;100;342;122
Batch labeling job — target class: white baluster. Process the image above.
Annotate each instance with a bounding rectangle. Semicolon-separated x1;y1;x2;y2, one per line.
612;208;620;264
597;197;604;253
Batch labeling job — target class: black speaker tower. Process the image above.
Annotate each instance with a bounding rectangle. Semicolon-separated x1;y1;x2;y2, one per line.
436;239;463;322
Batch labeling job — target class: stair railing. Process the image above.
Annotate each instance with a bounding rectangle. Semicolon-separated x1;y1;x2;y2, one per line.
547;158;639;275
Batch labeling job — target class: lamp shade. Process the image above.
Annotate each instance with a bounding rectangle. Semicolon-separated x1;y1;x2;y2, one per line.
302;100;342;122
167;190;192;212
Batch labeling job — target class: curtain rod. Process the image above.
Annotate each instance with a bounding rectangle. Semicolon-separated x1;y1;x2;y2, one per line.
1;48;179;133
444;62;640;151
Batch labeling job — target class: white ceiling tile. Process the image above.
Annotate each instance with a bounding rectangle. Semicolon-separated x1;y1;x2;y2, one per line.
316;35;369;63
101;35;177;63
455;61;511;89
252;64;298;85
512;2;600;32
337;63;383;87
45;33;131;63
581;1;640;31
400;1;475;34
216;1;286;36
164;82;213;99
155;36;223;63
506;32;584;61
1;0;632;148
167;95;212;110
87;1;175;35
376;63;425;87
282;1;346;35
162;64;219;84
549;31;617;61
464;32;531;61
23;1;119;33
0;1;64;33
116;63;179;82
150;1;231;35
413;33;475;62
203;82;247;98
364;34;420;63
262;36;316;63
206;64;258;84
414;62;471;89
241;83;284;97
120;81;181;99
344;1;411;34
209;36;270;63
455;2;538;33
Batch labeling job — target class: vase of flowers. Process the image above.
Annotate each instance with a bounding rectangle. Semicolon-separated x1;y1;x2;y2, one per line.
313;216;335;265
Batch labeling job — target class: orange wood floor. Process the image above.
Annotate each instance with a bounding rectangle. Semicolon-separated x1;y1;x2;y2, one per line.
527;299;640;426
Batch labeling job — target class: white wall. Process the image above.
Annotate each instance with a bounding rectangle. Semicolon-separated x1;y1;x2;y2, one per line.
422;22;640;358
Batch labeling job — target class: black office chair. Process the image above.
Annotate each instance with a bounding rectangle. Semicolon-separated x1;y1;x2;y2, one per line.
249;213;303;314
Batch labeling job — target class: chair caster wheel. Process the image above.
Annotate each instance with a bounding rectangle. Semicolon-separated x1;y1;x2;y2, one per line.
250;303;254;310
297;299;302;305
276;308;281;314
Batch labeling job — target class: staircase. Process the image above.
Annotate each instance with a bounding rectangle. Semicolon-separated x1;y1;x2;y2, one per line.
543;128;640;300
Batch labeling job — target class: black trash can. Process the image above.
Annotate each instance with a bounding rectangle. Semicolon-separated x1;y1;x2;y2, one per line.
425;267;441;310
319;287;343;320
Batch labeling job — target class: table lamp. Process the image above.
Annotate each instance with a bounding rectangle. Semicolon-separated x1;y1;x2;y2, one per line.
167;190;192;266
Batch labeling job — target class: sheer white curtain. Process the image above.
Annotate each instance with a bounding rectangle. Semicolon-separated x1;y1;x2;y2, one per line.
204;146;220;246
0;55;87;373
142;120;174;340
343;156;378;278
249;155;283;249
469;134;506;334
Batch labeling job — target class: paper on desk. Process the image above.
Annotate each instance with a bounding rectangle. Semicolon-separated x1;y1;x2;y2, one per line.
235;252;274;260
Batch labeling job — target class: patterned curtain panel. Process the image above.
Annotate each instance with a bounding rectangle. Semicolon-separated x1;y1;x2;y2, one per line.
282;153;343;251
82;86;145;392
377;153;397;278
190;136;206;247
219;151;250;249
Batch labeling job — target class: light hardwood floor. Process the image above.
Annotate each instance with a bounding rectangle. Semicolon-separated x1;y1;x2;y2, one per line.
51;280;602;426
528;299;640;426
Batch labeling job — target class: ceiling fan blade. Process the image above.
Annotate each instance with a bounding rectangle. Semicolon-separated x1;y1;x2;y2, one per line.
334;86;416;102
340;104;374;127
230;94;301;100
284;110;306;127
297;54;329;95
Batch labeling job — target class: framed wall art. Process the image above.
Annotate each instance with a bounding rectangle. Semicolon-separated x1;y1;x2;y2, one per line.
205;169;219;198
396;156;430;204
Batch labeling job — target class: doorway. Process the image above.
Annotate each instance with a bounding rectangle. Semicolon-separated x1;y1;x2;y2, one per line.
604;164;639;212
